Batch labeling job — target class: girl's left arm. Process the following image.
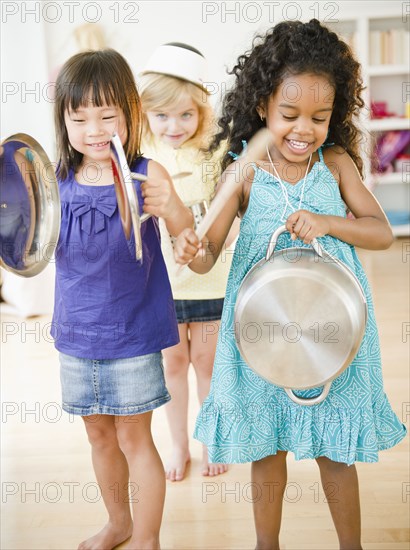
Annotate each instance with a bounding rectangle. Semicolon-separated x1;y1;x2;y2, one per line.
287;148;394;250
142;160;193;236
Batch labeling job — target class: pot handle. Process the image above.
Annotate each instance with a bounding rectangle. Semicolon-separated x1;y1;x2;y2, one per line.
285;382;331;406
265;224;324;261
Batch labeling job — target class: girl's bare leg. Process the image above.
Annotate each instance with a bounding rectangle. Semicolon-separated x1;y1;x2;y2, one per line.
162;324;191;481
251;451;288;550
78;415;133;550
190;321;227;476
316;457;362;549
116;412;165;550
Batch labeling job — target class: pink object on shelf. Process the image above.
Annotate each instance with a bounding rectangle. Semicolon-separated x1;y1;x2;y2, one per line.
370;101;396;119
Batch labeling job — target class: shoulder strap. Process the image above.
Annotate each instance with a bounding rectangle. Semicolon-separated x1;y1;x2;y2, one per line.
317;147;324;163
130;156;149;176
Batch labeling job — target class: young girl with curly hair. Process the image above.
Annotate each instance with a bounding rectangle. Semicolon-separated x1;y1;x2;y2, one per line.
174;19;406;548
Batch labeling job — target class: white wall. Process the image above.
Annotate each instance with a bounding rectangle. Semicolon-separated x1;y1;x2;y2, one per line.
1;0;405;160
1;4;54;157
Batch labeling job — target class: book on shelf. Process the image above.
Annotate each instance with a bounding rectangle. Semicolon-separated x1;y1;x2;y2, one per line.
369;29;410;65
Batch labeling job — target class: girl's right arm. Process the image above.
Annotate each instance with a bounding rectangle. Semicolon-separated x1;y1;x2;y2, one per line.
174;162;248;273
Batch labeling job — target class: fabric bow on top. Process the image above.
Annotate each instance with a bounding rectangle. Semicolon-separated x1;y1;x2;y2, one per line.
71;194;117;235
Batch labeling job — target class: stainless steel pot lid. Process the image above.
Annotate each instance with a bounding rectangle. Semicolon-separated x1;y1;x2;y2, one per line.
110;133;153;262
110;134;191;261
0;134;60;277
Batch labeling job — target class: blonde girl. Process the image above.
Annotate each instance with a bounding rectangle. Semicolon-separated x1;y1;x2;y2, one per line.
139;43;235;481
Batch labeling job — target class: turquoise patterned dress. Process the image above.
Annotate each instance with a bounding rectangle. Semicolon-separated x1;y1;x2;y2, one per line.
194;147;406;465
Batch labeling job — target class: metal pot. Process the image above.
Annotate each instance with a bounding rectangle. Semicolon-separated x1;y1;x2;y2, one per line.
234;225;368;405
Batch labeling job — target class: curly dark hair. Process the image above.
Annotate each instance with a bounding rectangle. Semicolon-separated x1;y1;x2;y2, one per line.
211;19;365;176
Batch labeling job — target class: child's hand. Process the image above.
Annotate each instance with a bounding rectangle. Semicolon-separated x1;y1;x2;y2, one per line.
173;228;205;265
143;161;193;235
286;210;330;244
141;177;176;220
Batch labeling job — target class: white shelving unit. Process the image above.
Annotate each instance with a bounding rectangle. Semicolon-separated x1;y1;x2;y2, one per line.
367;118;410;132
330;8;410;237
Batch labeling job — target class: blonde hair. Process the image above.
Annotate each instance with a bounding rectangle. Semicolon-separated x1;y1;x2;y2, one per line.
74;23;106;51
139;73;214;150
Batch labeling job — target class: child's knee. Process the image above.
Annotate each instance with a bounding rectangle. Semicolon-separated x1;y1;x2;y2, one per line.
83;419;117;450
164;353;190;376
116;431;153;458
315;456;350;474
191;349;214;374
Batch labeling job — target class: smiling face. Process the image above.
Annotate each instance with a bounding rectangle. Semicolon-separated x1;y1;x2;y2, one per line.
145;94;200;149
64;102;127;170
261;73;335;165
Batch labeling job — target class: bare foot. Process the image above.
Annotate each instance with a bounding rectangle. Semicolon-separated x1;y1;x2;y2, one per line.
202;445;228;477
78;520;133;550
121;536;160;550
165;447;191;481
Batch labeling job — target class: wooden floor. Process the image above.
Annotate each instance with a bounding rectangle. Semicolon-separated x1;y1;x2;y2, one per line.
1;240;409;549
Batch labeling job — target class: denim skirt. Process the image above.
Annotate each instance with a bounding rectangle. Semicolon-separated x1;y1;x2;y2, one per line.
174;298;224;324
59;351;170;416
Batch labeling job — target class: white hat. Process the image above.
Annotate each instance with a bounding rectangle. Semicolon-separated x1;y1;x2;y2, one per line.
141;43;209;93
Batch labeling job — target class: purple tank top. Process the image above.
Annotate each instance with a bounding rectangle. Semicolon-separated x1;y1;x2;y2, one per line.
51;156;179;359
